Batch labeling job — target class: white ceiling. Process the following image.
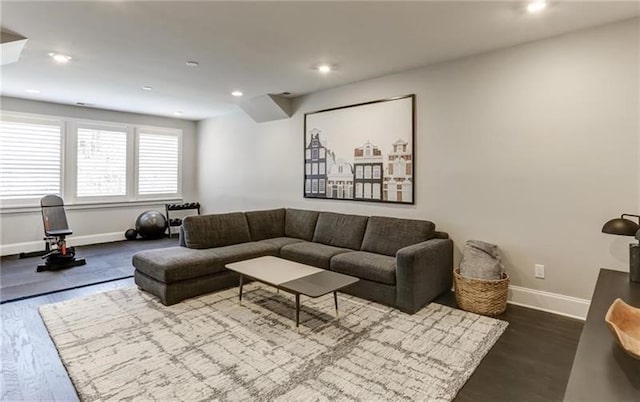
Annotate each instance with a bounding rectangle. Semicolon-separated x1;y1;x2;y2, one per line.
1;1;638;121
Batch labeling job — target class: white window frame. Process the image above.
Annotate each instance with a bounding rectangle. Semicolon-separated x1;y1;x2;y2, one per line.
0;112;65;208
134;126;183;201
0;111;184;210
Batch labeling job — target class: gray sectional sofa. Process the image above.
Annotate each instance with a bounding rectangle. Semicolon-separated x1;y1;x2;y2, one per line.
132;208;453;314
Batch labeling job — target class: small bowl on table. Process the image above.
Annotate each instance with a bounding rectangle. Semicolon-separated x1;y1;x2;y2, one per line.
605;298;640;360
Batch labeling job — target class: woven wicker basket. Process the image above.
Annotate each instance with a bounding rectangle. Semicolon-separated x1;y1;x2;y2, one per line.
454;268;509;316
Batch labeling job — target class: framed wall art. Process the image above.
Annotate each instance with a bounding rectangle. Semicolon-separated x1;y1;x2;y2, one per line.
303;94;415;204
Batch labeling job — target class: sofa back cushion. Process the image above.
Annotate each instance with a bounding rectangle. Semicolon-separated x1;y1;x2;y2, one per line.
182;212;251;249
312;212;369;250
285;209;320;241
245;208;286;241
361;216;436;256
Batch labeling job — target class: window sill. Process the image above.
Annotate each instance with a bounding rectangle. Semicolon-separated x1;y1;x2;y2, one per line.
0;198;183;215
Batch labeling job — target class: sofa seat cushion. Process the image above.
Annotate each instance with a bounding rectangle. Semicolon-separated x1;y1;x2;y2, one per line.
133;243;277;283
245;209;286;241
361;216;436;257
312;212;369;250
182;212;251;249
280;242;350;269
257;237;306;250
330;251;397;285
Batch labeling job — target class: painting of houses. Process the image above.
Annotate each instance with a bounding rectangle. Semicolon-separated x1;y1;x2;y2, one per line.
303;95;414;204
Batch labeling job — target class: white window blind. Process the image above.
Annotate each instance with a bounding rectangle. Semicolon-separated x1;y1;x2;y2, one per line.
0;120;61;200
76;127;127;197
137;132;179;195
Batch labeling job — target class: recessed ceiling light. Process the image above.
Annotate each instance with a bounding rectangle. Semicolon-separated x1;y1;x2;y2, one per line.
185;61;199;67
174;111;183;116
76;102;93;106
527;0;547;13
231;90;243;97
142;86;153;91
48;52;72;63
26;89;40;94
317;64;332;74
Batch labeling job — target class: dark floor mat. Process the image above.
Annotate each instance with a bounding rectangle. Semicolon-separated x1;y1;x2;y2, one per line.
0;238;178;303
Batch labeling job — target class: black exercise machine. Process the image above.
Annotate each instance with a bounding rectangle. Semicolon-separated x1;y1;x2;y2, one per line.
34;195;86;272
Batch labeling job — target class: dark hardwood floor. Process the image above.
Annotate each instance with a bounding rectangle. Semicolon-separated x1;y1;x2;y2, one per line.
0;241;584;401
437;293;584;401
1;237;177;303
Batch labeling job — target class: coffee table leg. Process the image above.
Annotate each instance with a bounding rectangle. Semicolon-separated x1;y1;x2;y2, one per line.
239;274;244;303
295;293;300;328
334;291;339;317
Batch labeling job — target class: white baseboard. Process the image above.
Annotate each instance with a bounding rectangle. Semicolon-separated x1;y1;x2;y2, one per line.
508;285;590;321
0;232;124;256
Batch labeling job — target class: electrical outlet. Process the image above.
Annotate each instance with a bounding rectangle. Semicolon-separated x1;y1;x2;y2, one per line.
535;264;545;279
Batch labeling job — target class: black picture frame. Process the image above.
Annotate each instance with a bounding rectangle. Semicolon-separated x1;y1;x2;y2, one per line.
303;94;416;204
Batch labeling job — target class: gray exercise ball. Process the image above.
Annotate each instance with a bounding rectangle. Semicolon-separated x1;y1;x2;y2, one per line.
135;210;167;239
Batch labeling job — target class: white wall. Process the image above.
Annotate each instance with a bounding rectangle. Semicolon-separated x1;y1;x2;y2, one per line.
0;97;198;252
198;19;639;306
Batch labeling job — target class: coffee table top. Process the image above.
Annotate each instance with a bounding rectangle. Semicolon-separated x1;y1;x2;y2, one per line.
226;256;324;285
281;271;359;297
226;256;359;298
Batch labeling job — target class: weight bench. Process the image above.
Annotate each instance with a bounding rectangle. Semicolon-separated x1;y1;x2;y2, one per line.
36;195;86;272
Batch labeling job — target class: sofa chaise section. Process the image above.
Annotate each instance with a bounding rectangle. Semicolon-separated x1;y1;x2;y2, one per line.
133;212;278;305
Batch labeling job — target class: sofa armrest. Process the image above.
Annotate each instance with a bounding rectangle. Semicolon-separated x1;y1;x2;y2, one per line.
395;238;453;314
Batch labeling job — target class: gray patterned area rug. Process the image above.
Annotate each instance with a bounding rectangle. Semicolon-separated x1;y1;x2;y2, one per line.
39;284;508;401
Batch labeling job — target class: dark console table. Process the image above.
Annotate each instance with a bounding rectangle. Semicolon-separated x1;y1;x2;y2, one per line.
564;269;640;401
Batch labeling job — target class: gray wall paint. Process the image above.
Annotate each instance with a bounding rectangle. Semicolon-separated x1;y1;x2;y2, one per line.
197;19;639;300
0;97;198;245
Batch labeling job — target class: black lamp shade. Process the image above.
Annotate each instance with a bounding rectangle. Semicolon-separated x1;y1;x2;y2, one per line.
602;218;639;236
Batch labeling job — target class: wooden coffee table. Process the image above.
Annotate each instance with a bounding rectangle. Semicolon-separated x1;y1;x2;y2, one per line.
226;256;359;328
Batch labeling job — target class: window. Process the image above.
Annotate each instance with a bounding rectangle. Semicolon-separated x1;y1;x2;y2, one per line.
312;148;319;160
0;118;62;202
373;165;381;179
364;166;372;179
137;132;179;195
0;112;183;208
355;165;363;179
76;127;127;197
